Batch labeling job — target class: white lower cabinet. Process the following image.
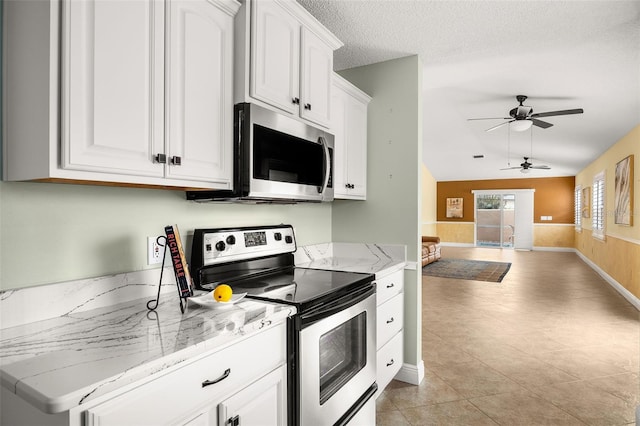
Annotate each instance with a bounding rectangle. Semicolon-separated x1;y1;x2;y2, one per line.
374;269;404;396
83;323;286;426
376;332;403;394
217;365;287;426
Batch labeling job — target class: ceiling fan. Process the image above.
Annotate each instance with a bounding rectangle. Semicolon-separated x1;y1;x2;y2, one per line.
501;157;550;174
468;95;584;132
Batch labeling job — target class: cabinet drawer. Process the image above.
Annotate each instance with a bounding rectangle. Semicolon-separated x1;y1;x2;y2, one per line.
376;332;403;394
375;269;403;306
376;292;403;350
84;323;286;426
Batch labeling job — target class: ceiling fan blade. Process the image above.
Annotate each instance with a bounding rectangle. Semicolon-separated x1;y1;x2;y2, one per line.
467;117;511;121
500;166;522;170
531;165;551;169
530;108;584;118
531;118;553;129
485;120;513;132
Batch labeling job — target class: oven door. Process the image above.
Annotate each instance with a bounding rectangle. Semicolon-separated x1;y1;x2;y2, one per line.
297;285;376;426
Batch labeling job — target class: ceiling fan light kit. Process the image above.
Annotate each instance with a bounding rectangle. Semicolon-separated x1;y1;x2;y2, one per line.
468;95;584;132
511;120;532;132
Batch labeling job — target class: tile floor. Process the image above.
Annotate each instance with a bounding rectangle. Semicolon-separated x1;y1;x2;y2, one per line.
377;247;639;425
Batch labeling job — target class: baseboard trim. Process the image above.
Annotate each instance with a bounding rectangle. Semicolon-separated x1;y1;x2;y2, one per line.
440;242;475;248
532;246;575;252
575;250;640;311
393;360;425;386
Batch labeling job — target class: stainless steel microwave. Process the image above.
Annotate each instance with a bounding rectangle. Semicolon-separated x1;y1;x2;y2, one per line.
187;103;333;203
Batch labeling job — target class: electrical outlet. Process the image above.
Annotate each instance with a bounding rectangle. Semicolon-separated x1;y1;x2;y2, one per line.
148;237;164;265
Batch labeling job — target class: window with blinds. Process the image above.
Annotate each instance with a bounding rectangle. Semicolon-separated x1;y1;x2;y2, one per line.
574;185;582;230
592;171;605;239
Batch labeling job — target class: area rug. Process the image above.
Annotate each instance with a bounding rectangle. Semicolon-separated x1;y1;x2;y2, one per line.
422;258;512;283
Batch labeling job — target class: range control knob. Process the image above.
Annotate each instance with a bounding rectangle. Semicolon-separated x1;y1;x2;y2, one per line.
215;241;226;252
285;235;293;244
226;235;236;245
274;232;282;241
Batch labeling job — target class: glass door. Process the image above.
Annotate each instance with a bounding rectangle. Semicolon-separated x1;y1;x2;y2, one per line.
476;193;515;248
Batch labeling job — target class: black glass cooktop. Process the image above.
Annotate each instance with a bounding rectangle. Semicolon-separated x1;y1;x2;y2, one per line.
201;267;374;311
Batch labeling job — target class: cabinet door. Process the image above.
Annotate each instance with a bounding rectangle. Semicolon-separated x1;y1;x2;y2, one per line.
218;365;287;426
62;0;164;177
300;27;332;128
331;85;348;196
344;96;368;198
332;81;368;200
165;0;233;185
251;0;300;115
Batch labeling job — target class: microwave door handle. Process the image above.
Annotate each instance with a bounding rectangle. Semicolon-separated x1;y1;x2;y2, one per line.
318;136;330;194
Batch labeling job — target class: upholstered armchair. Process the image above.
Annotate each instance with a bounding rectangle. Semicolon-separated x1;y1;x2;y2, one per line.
421;236;441;266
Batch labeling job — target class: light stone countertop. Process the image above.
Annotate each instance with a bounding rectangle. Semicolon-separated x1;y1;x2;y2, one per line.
0;294;294;414
0;242;405;416
295;242;407;277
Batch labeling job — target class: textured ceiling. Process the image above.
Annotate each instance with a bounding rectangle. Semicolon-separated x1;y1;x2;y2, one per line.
298;0;640;181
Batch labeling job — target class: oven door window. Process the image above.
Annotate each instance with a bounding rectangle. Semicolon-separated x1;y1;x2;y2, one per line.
318;312;367;405
253;124;325;186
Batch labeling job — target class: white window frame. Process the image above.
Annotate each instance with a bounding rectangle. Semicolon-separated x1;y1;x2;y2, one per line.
592;171;605;240
574;185;582;231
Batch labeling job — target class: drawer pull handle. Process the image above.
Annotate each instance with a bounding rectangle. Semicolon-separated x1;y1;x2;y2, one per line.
202;368;231;387
387;359;394;367
386;317;394;324
386;283;394;289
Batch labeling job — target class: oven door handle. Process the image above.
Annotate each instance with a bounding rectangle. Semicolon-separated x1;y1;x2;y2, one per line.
297;284;375;329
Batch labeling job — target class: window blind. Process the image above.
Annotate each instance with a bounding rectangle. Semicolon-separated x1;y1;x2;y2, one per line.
592;172;605;239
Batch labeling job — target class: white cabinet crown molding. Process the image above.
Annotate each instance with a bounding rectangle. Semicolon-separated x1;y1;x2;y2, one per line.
272;0;343;50
333;73;372;104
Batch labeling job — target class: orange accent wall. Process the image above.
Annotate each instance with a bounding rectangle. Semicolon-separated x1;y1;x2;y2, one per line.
437;177;575;224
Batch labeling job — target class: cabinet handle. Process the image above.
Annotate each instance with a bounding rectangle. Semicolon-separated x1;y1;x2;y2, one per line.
386;283;395;289
170;156;181;166
227;415;240;426
386;317;394;324
387;359;395;367
202;368;230;387
292;97;300;105
154;153;167;164
304;103;312;110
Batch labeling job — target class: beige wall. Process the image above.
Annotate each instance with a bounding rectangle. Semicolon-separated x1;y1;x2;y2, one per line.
534;224;575;248
436;222;475;244
575;125;640;298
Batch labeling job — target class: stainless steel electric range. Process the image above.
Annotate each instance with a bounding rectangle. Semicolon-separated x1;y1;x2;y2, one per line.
190;225;377;426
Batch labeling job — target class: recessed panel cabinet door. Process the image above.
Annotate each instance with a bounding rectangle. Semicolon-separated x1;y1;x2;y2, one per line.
345;97;367;198
251;0;299;115
300;27;332;128
62;0;164;176
165;0;233;184
331;87;347;194
218;365;287;426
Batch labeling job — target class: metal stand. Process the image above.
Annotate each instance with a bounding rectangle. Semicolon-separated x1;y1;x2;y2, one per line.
146;236;188;314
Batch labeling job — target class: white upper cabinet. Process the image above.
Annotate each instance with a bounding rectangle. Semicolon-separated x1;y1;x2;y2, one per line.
299;27;333;127
250;0;300;115
3;0;239;189
236;0;342;128
62;0;165;178
332;74;371;200
165;0;235;184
